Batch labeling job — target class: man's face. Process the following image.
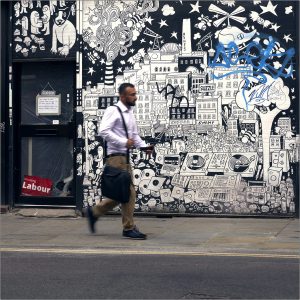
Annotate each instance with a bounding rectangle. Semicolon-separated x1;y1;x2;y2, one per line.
121;87;137;107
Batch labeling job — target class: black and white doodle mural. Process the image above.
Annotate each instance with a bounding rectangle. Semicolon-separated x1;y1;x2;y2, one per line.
76;0;299;215
12;0;77;58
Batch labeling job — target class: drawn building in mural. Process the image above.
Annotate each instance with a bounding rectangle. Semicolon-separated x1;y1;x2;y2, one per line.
2;0;299;216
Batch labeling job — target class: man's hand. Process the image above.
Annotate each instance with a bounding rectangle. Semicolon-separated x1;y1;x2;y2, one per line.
126;139;135;149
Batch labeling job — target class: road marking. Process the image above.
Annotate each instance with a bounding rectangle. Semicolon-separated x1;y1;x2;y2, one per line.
1;247;299;259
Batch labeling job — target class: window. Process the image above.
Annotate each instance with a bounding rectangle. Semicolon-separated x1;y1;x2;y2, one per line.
155;67;158;72
212;103;216;108
168;67;170;72
233;73;238;79
159;67;162;72
195;59;198;64
226;91;231;97
218;82;223;88
174;67;178;71
180;60;184;64
226;82;231;88
190;60;193;64
233;81;238;88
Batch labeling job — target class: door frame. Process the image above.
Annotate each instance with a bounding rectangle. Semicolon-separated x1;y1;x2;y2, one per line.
11;59;77;208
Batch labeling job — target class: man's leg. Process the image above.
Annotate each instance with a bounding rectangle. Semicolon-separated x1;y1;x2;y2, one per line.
121;182;136;231
92;198;118;218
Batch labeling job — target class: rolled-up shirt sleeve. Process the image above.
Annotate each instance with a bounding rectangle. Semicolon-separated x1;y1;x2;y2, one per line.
99;107;128;147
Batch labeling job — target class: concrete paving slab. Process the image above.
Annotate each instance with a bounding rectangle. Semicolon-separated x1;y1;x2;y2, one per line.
1;212;299;256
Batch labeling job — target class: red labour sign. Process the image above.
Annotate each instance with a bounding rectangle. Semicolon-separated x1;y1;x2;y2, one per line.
22;175;53;196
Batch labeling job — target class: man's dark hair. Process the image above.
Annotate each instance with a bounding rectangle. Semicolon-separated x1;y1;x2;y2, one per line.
118;83;135;95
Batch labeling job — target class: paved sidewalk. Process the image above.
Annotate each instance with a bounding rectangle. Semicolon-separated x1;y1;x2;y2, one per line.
1;210;299;257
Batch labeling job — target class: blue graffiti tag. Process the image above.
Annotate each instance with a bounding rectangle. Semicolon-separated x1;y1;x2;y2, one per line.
209;37;295;110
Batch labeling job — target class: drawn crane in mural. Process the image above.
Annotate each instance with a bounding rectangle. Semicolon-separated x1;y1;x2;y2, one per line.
196;32;213;51
208;4;257;48
143;27;162;50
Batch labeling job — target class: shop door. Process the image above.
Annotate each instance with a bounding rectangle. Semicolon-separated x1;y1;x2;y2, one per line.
14;61;76;206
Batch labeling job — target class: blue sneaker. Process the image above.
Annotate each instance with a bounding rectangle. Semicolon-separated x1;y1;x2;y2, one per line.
122;228;147;240
86;206;98;234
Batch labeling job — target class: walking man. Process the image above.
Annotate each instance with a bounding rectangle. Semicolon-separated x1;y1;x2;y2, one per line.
86;83;153;239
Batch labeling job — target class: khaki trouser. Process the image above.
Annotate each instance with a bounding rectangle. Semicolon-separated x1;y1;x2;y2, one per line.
92;156;135;231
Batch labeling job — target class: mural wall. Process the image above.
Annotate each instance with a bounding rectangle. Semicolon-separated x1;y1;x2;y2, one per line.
10;1;299;215
78;0;299;216
12;0;77;58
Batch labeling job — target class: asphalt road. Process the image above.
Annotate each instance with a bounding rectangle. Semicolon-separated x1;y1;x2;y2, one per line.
1;251;299;299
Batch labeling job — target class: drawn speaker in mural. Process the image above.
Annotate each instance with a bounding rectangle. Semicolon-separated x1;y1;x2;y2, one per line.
268;166;283;187
141;168;155;181
172;139;186;153
133;169;142;186
159;188;174;203
138;179;151;196
147;177;166;192
272;150;290;172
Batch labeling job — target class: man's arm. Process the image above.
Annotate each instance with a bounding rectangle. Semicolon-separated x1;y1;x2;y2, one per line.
99;107;128;147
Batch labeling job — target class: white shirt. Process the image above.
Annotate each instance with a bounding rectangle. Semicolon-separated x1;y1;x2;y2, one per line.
99;101;147;155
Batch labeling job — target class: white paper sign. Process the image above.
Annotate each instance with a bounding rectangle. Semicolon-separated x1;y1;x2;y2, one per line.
36;94;61;116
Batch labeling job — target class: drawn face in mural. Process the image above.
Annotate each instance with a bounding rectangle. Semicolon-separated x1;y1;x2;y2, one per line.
120;86;138;107
54;7;71;26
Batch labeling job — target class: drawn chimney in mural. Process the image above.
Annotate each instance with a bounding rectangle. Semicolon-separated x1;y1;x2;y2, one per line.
182;19;192;56
104;61;114;93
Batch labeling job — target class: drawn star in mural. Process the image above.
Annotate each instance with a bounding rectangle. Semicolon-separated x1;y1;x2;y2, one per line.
244;24;250;31
285;65;294;77
149;40;153;45
213;14;219;19
140;38;146;43
285;6;293;15
159;19;168;28
171;31;178;39
117;67;122;73
271;23;280;32
190;1;201;14
129;48;135;53
100;58;105;65
283;34;293;43
260;0;277;16
88;67;95;75
145;16;154;25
